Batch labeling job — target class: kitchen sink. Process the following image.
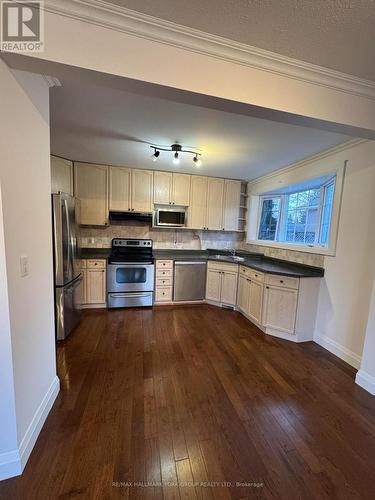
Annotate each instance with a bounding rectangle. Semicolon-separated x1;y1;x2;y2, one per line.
211;254;245;263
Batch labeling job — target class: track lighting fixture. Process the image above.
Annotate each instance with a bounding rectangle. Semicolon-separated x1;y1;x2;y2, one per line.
150;144;202;167
173;152;180;165
193;155;202;167
151;149;160;162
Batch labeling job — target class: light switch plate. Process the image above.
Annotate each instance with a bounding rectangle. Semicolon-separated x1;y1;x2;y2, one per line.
20;255;29;277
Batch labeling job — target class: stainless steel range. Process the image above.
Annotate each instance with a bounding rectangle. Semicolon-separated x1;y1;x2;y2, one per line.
107;238;155;308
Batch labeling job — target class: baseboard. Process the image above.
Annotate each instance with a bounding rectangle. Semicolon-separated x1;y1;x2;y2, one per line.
0;376;59;481
0;450;21;481
356;369;375;395
314;334;361;369
18;376;60;471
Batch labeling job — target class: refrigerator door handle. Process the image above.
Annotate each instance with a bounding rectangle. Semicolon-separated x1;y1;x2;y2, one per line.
63;198;71;277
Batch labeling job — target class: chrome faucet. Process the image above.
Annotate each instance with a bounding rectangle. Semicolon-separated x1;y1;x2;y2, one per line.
229;248;236;256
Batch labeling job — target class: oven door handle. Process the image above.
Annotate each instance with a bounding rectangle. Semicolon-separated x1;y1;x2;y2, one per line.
109;292;151;298
108;262;154;267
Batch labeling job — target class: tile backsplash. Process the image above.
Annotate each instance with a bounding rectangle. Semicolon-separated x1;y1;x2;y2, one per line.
238;242;324;267
79;224;243;250
80;225;324;267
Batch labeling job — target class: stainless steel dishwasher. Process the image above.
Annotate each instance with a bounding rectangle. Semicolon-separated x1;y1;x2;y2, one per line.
174;261;207;301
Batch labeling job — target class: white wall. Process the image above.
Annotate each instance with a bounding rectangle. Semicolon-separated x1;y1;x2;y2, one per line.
0;184;19;480
4;3;375;135
0;60;59;479
314;141;375;367
356;282;375;394
245;139;375;369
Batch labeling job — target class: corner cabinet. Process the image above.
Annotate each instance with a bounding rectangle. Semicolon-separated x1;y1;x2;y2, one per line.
74;163;108;226
236;266;320;342
206;261;238;306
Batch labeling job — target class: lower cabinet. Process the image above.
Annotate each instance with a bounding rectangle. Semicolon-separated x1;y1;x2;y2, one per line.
237;272;263;324
236;265;320;342
80;259;106;307
262;285;298;334
206;261;238;306
154;260;174;303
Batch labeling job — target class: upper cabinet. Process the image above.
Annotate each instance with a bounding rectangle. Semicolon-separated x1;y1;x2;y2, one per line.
51;156;73;195
153;171;172;205
74;163;108;226
223;180;241;231
172;173;190;206
188;176;208;230
69;162;242;230
207;177;224;230
132;169;153;212
109;167;153;212
109;167;131;211
153;171;191;206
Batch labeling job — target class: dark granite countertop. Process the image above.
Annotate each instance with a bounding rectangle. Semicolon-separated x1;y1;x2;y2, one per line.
80;248;324;278
80;248;110;259
153;249;324;278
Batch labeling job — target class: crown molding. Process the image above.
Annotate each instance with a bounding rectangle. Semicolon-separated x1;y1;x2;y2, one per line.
248;138;368;186
43;0;375;101
42;75;62;87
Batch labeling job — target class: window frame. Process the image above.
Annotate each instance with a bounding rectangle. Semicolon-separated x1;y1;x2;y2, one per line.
257;195;282;242
246;161;346;256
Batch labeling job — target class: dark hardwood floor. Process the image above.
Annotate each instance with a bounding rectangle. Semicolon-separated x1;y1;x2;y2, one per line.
1;305;375;499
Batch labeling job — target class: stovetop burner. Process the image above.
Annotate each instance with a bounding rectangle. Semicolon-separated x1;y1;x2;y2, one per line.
108;238;154;264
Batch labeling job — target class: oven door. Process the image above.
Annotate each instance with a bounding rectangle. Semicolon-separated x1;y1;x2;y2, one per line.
107;263;155;293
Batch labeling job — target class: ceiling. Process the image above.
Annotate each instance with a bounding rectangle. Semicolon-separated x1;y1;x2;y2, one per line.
50;78;352;180
107;0;375;81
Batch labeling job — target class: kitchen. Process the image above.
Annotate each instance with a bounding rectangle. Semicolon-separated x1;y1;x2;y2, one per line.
51;153;324;343
2;1;375;496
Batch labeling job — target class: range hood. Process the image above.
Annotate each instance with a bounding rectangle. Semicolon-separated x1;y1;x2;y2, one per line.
109;211;153;224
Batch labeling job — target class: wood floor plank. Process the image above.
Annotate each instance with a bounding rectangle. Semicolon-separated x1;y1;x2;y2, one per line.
2;305;375;500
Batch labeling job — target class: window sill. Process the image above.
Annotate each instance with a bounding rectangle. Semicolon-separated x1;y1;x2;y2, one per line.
246;239;335;256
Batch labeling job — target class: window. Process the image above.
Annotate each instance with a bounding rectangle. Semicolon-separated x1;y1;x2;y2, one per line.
258;198;280;240
257;177;336;248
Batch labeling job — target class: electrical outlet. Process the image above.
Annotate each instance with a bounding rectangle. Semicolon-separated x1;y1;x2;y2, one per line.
20;255;29;277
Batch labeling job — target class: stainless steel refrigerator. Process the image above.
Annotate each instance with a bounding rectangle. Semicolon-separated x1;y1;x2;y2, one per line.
52;193;83;340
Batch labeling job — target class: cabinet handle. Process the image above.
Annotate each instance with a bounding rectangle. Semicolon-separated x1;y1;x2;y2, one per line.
266;286;269;289
280;280;284;283
172;202;175;205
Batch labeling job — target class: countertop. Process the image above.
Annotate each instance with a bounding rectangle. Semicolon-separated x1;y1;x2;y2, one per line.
80;248;324;278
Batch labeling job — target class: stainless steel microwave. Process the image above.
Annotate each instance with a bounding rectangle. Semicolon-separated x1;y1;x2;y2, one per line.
153;207;187;227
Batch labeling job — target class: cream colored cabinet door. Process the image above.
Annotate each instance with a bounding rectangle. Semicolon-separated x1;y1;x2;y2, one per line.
263;285;298;334
206;269;222;302
109;166;132;211
189;176;207;229
221;271;238;305
207;177;224;230
248;280;263;324
223;180;241;231
86;269;106;304
74;163;108;226
237;275;249;312
131;169;153;212
154;171;172;205
173;173;191;206
80;269;87;305
51;156;73;195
